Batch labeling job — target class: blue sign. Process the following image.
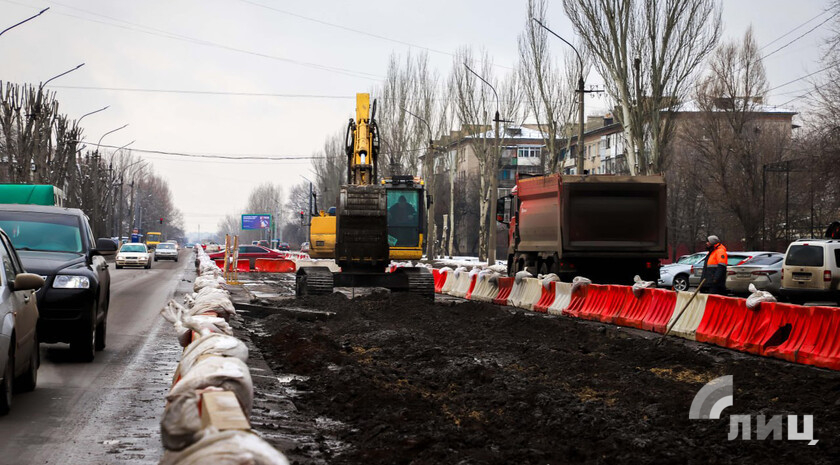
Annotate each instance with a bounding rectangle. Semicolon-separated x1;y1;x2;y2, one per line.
241;214;272;230
130;233;142;243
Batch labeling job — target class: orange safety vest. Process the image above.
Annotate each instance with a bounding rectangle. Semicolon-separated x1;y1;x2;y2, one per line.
707;243;728;266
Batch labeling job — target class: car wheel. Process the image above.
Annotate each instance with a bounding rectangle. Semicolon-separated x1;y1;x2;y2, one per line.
154;257;158;262
175;257;179;262
673;275;689;292
115;264;123;269
0;341;14;415
71;308;96;363
95;317;107;352
17;331;38;392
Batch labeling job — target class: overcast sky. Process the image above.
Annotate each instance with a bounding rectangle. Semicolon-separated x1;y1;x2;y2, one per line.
1;0;833;236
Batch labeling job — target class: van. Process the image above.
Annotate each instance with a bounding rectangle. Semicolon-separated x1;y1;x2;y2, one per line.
779;239;840;304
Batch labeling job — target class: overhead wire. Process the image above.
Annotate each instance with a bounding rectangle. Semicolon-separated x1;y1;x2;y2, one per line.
761;11;839;60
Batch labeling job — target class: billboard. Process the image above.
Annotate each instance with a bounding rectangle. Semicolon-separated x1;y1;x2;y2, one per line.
241;214;272;230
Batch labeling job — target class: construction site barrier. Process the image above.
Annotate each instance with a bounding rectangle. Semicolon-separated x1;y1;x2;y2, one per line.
236;259;250;272
759;302;815;362
434;269;451;294
464;274;479;300
450;272;476;298
793;305;840;370
469;275;501;302
546;282;573;315
493;277;515;305
213;259;225;270
609;288;677;333
664;291;709;340
295;259;341;272
564;285;633;322
533;281;557;313
254;258;296;273
508;277;543;311
441;270;458;294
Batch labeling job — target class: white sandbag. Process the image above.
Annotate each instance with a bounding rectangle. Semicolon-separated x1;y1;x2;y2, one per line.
159;430;289;465
541;273;560;289
631;274;657;298
514;270;533;284
180;333;248;377
161;300;191;346
194;275;221;293
746;283;776;310
189;293;236;321
162;357;254;451
571;276;592;294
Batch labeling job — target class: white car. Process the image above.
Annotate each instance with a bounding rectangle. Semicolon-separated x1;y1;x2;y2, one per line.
154;242;179;262
115;243;152;269
658;252;706;291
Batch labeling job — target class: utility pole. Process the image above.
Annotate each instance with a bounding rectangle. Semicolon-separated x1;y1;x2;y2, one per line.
402;106;437;259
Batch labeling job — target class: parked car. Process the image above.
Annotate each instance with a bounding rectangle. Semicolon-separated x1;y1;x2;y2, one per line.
154;242;179;262
689;251;763;288
780;239;840;304
300;242;310;253
277;242;291;251
0;227;44;415
208;245;287;269
116;243;152;269
0;204;115;362
658;252;707;291
725;252;785;295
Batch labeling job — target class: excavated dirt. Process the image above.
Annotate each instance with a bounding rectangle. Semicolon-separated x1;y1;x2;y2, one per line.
240;291;840;464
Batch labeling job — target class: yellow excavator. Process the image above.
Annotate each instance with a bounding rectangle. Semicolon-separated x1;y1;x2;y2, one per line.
295;93;434;298
308;175;427;260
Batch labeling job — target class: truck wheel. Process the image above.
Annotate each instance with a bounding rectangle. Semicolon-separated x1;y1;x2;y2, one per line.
0;340;14;415
673;275;689;292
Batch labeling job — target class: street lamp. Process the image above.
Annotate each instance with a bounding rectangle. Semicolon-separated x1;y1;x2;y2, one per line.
97;124;129;151
531;18;588;175
40;63;85;90
78;105;109;125
401;107;437;259
0;7;48;38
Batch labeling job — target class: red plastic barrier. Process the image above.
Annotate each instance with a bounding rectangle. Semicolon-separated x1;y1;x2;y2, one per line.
493;277;515;305
214;259;226;270
464;275;479;300
793;305;840;370
237;259;250;272
533;281;556;313
432;269;442;293
255;258;296;273
564;285;630;322
611;288;656;329
761;302;815;362
609;288;677;333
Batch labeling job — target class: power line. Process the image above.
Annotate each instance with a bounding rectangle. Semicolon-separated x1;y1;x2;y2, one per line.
766;61;838;92
759;9;833;52
78;142;324;161
48;85;355;99
761;11;839;60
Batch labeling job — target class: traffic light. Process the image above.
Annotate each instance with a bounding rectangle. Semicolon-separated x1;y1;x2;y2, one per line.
159;217;164;224
300;210;305;220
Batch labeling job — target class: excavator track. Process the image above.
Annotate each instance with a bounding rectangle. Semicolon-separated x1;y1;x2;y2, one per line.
295;266;334;297
395;267;434;301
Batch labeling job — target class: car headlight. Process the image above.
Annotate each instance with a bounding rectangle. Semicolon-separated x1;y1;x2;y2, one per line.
117;255;125;260
53;275;90;289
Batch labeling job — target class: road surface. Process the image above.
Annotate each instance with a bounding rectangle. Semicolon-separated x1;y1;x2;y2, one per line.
0;250;191;465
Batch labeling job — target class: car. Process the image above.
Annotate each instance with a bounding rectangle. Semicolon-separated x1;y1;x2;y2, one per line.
277;242;291;251
0;205;116;362
252;240;270;248
207;245;287;269
300;241;310;253
116;243;152;269
154;242;179;262
658;252;706;291
205;243;223;253
0;227;44;415
780;239;840;304
725;252;785;295
689;251;763;289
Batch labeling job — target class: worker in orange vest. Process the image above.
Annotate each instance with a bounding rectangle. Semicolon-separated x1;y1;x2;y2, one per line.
701;235;728;294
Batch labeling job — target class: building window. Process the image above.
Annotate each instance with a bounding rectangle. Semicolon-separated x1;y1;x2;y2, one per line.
517;147;541;158
605;135;611;149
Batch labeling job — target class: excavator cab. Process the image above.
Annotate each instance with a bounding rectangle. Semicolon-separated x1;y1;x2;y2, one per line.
384;176;425;260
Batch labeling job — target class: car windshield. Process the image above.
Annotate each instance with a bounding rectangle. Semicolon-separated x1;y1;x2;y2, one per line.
0;211;83;253
786;245;824;267
743;254;783;266
677;254;704;264
157;243;175;249
121;244;146;253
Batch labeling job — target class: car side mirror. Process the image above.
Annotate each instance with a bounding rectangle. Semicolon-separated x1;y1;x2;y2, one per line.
96;238;118;252
12;273;44;292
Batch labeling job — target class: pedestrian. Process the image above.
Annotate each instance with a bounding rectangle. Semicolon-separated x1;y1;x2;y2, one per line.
701;235;728;295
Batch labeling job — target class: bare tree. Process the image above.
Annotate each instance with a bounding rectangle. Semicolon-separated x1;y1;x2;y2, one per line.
563;0;721;174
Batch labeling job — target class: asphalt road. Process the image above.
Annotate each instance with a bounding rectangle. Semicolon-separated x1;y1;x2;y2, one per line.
0;249;192;465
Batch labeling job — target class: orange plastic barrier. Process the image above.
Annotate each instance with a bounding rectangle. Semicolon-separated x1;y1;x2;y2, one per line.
237;259;250;272
791;305;840;370
493;277;514;305
464;275;479;300
609;288;677;333
255;258;296;273
432;269;442;293
564;285;630;322
533;281;557;313
761;302;815;363
214;259;226;270
695;295;744;347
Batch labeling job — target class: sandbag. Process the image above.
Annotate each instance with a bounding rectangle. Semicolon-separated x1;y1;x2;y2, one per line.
194;275;222;292
541;273;560;289
514;270;533;284
632;274;657;298
161;301;233;346
746;283;776;310
162;356;254;451
571;276;592;294
180;333;248;377
189;293;236;321
159;430;289;465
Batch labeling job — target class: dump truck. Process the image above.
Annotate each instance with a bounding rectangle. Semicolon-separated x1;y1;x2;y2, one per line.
497;173;667;282
0;184;65;206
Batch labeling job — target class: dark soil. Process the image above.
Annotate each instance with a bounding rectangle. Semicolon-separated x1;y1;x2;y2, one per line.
243;291;840;465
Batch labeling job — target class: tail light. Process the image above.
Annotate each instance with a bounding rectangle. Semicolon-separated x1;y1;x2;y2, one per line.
825;270;832;282
727;270;735;275
645;261;653;269
496;214;504;222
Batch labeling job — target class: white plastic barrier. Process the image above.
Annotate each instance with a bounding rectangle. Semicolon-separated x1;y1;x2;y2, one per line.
448;271;474;298
547;281;573;315
295;258;340;273
469;274;500;302
665;291;709;340
440;270;456;294
508;277;543;311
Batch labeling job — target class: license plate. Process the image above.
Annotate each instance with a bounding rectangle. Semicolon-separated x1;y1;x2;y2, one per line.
793;272;811;280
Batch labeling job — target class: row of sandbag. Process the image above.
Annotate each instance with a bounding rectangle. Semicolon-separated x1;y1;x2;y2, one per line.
156;245;289;465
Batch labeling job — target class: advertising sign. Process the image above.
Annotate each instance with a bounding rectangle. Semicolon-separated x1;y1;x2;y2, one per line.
241;214;272;230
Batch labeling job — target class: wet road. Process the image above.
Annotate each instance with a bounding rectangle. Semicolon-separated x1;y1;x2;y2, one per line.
0;250;192;465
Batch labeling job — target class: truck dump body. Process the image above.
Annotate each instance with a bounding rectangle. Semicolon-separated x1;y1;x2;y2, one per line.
510;173;666;280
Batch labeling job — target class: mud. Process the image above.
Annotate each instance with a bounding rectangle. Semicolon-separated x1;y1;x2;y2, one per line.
239;291;840;464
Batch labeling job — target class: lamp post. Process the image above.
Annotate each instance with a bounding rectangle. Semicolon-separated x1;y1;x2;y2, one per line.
78;105;109;125
402;106;437;259
532;18;592;175
464;63;506;264
0;7;49;38
300;175;315;245
97;124;128;151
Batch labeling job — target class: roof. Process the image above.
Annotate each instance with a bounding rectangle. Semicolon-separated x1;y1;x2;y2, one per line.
672;99;797;115
465;126;549;140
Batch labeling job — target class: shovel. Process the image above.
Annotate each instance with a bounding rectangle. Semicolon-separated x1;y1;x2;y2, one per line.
657;278;705;346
